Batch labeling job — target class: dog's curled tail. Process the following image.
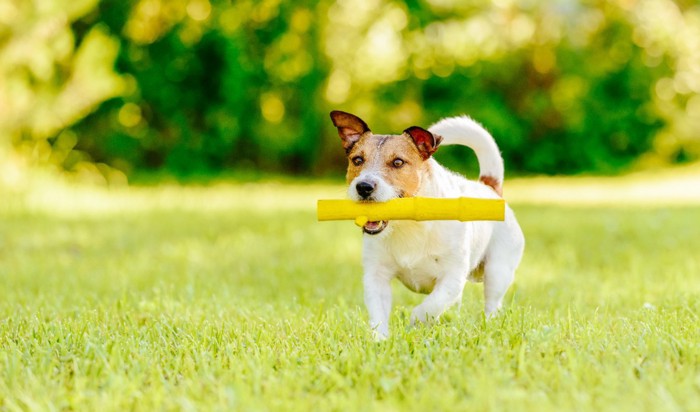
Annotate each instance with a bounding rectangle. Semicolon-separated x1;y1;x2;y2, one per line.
428;116;504;196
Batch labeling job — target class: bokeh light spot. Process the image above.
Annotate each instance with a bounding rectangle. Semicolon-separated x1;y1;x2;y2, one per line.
260;93;285;124
118;103;143;128
655;78;676;101
187;0;211;22
325;70;351;104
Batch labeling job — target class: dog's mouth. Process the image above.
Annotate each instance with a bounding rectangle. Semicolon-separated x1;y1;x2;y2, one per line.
363;220;388;235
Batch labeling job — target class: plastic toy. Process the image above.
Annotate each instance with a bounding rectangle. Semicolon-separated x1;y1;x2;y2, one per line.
317;197;505;227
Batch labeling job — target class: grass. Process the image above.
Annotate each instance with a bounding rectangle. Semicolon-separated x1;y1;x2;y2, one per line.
1;174;699;411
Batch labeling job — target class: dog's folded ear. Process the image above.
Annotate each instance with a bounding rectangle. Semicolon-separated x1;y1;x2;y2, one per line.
404;126;443;159
330;111;370;152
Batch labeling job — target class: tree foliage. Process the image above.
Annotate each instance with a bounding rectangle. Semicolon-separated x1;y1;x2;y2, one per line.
0;0;124;180
1;0;699;180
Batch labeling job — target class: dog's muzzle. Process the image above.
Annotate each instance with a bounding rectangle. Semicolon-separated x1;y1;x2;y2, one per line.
353;179;389;234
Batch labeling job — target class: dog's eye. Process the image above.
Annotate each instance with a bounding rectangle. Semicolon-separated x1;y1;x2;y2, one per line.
392;158;405;168
351;156;364;166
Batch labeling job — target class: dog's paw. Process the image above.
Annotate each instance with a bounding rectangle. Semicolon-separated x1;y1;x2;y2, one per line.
371;329;389;342
369;322;389;341
410;307;433;326
484;303;503;320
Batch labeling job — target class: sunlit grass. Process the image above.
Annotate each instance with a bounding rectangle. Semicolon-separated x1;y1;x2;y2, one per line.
1;173;699;410
506;163;700;206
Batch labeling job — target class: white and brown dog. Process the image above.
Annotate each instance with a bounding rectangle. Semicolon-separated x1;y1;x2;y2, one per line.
330;111;525;339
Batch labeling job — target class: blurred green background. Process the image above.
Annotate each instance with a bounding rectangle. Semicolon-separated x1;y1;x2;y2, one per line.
1;0;699;183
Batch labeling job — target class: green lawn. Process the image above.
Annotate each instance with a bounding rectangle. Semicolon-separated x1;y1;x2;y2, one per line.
1;178;699;411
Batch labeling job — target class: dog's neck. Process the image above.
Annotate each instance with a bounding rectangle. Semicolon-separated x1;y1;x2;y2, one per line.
416;159;450;198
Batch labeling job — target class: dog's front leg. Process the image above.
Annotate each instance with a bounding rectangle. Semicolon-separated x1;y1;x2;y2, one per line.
410;272;466;325
362;241;394;340
363;272;392;340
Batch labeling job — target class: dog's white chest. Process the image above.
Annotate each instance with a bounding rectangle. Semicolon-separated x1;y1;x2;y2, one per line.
394;259;441;294
389;241;427;269
383;222;448;294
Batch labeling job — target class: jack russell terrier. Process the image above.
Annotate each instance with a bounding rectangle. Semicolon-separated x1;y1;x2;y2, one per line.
330;111;525;339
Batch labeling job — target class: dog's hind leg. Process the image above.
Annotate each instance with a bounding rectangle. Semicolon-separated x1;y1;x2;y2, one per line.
483;222;524;316
483;261;515;316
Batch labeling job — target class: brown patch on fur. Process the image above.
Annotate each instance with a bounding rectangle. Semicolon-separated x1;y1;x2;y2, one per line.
479;175;503;197
346;134;428;197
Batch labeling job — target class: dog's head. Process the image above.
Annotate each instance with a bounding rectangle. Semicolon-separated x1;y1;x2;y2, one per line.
330;110;442;235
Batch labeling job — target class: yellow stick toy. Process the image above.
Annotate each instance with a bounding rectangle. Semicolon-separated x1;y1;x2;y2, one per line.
317;197;505;227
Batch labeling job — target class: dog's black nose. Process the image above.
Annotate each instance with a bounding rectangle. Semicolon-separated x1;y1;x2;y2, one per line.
356;181;375;199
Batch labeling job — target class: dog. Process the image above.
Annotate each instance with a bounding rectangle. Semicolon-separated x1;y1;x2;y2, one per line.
330;110;525;339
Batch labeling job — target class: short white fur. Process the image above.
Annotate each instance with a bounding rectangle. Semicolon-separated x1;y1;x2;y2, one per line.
353;115;525;339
